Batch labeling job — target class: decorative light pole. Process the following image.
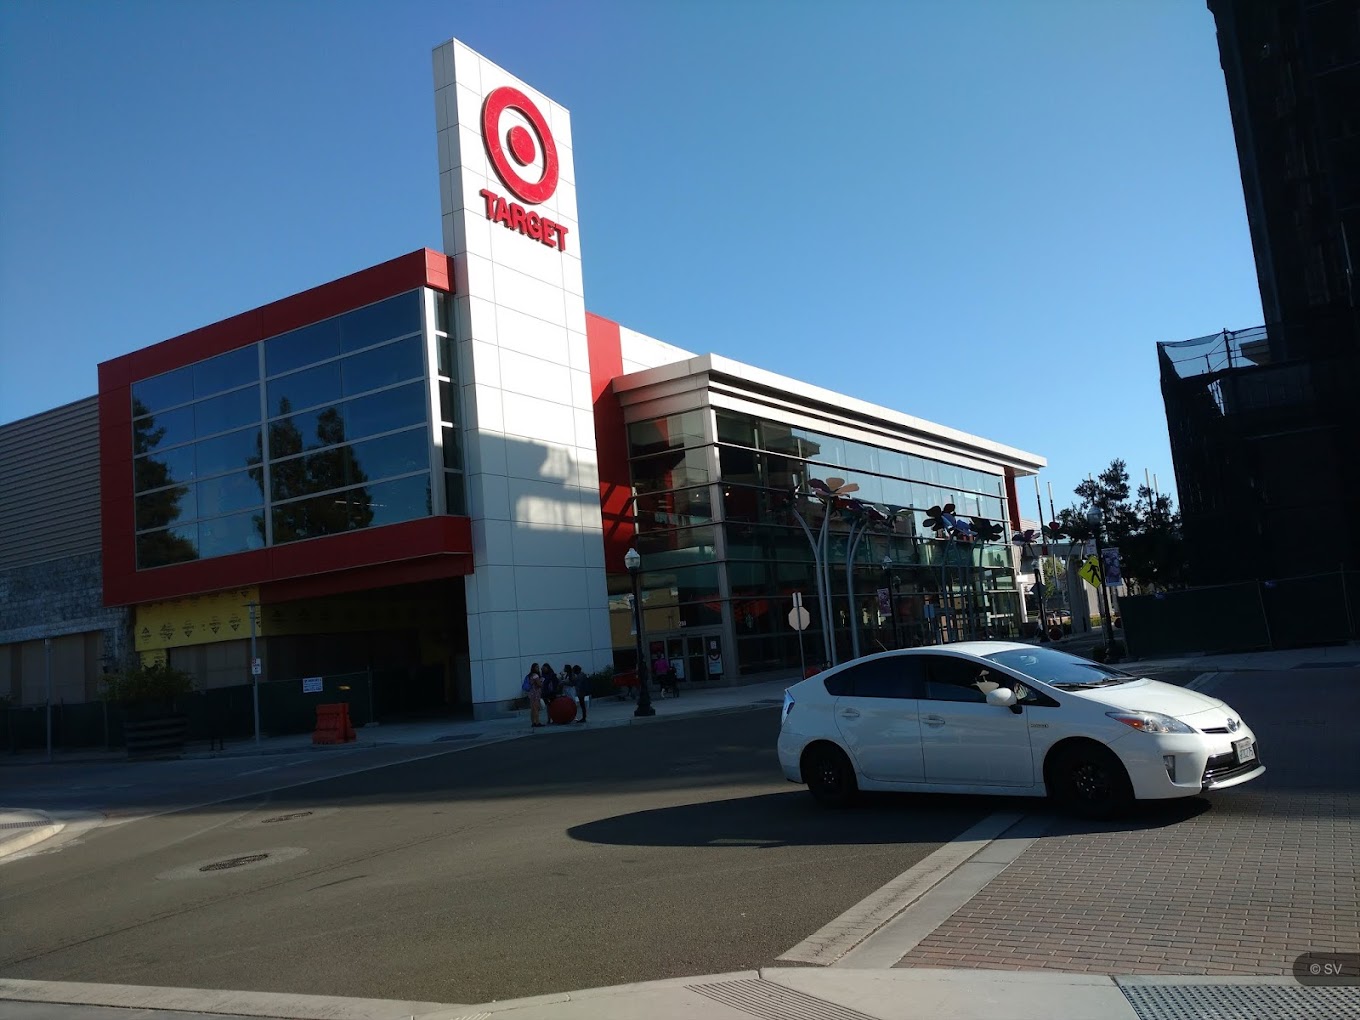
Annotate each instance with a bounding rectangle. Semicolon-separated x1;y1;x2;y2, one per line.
881;555;900;648
1085;507;1116;658
623;547;655;717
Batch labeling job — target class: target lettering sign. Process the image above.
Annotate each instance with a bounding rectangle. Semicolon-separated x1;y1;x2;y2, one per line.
478;86;570;253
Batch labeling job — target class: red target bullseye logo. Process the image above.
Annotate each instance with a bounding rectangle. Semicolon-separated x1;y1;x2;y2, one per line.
482;86;559;205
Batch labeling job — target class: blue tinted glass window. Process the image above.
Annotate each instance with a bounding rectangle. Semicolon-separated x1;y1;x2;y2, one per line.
132;366;193;416
196;427;261;478
197;471;263;517
341;335;424;396
444;472;466;514
439;380;458;423
271;490;353;544
135;484;196;532
135;444;196;492
344;382;426;441
351;427;429;481
441;426;462;470
195;385;260;438
193;347;258;399
136;525;198;569
269;426;429;502
265;318;341;377
357;473;431;528
269;404;347;458
268;362;341;417
133;404;194;455
339;293;421;353
435;291;451;334
198;511;265;559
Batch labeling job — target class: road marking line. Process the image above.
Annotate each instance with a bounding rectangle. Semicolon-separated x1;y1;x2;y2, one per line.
833;813;1055;968
777;811;1027;966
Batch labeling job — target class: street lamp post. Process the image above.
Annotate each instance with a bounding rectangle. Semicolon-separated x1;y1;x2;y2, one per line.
881;555;901;648
1085;507;1116;657
245;601;262;745
623;548;655;718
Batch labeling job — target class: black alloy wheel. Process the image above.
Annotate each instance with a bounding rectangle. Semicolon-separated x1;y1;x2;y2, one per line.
804;744;858;808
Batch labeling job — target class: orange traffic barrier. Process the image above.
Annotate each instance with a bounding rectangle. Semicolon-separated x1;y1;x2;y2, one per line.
313;703;357;744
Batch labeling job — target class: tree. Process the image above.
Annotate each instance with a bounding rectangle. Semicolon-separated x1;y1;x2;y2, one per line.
1057;459;1186;594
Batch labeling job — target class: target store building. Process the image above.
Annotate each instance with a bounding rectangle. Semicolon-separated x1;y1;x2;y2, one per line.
0;40;1044;721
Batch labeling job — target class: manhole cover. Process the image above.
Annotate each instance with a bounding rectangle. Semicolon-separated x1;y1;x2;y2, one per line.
200;853;270;871
158;846;307;880
262;810;313;824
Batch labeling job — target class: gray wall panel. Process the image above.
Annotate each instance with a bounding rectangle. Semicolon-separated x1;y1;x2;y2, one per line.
0;397;102;570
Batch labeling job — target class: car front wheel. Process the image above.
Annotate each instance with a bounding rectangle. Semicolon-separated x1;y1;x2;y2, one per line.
803;744;858;808
1048;743;1134;819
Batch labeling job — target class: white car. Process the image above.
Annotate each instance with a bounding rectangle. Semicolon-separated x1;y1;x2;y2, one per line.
777;642;1264;816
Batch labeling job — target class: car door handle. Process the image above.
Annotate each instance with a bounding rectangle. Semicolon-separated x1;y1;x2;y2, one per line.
924;715;945;728
839;708;861;719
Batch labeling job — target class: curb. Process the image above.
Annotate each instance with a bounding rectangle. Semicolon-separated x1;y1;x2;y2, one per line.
0;696;785;767
0;812;63;861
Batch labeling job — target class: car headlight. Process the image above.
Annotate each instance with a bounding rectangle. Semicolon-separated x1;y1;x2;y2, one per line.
1106;710;1195;735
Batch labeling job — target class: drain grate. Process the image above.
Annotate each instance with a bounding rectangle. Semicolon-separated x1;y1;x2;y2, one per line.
1121;983;1360;1020
199;853;270;872
261;810;313;824
689;978;882;1020
0;820;48;830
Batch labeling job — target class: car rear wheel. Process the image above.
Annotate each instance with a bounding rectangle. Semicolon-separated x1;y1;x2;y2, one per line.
803;744;857;808
1048;743;1133;819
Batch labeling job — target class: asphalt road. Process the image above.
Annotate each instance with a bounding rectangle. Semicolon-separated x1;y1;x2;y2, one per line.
0;708;988;1004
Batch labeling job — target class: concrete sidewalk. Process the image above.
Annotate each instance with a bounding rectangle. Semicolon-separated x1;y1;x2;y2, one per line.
1129;641;1360;674
4;968;1354;1020
1;677;792;767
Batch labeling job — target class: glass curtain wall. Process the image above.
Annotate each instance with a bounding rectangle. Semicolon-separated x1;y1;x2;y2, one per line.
131;289;453;570
624;407;1020;677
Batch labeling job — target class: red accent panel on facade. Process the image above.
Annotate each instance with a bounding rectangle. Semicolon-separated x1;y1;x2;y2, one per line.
585;312;634;574
1004;470;1023;532
260;553;468;604
99;249;453;390
105;516;473;607
98;251;461;608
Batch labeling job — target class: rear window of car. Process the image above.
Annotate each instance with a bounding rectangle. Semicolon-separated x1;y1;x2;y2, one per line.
821;656;924;699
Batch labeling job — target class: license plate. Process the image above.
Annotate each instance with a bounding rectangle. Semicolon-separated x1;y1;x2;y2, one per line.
1233;737;1256;764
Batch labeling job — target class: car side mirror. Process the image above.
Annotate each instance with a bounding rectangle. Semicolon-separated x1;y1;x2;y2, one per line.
986;687;1018;708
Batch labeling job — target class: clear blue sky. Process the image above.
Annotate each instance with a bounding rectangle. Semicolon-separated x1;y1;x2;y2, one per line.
0;0;1262;516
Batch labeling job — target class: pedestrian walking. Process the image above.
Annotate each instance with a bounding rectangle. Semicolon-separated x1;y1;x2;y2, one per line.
572;664;588;722
523;663;544;728
540;662;561;722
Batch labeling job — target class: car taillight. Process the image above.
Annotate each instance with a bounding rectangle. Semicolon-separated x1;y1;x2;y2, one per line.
781;692;795;722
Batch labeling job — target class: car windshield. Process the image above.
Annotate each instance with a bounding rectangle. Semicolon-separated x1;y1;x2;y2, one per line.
983;647;1138;689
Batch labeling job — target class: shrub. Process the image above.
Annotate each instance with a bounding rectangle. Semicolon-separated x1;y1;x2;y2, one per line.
103;662;195;706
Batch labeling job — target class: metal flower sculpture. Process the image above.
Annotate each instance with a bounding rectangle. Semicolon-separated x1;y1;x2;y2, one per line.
809;477;860;504
791;477;864;667
1041;520;1067;543
923;503;957;533
971;518;1004;544
1012;528;1041;561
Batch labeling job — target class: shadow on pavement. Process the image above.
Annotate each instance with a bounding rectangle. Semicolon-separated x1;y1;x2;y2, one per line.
567;788;1212;849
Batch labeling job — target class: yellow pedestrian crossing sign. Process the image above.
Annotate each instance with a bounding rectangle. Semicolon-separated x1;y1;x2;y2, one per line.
1078;555;1104;587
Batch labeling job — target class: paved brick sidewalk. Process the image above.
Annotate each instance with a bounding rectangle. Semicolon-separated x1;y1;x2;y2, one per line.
897;669;1360;976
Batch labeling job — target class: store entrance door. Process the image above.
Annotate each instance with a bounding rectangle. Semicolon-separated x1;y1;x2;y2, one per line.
661;632;725;686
